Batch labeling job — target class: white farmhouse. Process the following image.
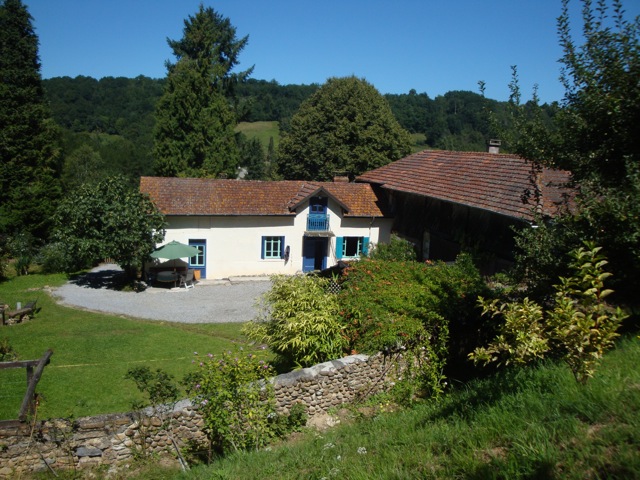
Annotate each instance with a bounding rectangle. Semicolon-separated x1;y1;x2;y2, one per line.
140;177;393;279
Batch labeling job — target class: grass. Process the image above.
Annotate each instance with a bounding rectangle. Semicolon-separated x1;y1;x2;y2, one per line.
156;335;640;479
0;272;257;421
410;132;428;153
236;121;280;151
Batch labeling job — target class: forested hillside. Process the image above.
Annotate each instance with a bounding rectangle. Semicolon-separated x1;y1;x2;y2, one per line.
44;76;558;148
41;75;558;185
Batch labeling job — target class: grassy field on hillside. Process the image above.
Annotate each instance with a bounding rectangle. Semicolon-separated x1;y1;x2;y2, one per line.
0;273;255;420
236;121;280;151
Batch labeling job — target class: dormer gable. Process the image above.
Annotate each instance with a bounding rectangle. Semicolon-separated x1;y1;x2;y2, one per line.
287;185;350;214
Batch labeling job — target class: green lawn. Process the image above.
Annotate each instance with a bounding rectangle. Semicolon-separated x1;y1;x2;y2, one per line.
0;273;255;420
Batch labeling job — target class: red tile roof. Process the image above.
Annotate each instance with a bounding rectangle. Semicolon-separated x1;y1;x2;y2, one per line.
356;150;572;221
140;177;388;217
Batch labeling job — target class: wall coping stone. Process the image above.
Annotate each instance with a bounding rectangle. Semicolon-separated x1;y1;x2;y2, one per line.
273;354;371;387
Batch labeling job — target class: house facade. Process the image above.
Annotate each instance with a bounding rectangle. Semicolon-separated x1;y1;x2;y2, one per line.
140;177;393;279
357;149;571;272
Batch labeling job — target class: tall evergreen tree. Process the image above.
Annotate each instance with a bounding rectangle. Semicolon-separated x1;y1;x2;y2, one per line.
0;0;61;240
153;5;251;178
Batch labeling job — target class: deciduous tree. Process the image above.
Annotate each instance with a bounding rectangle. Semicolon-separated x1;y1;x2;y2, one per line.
277;76;412;181
507;0;640;304
52;176;166;277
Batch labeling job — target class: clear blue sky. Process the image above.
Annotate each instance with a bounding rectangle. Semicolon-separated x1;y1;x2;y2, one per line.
22;0;640;104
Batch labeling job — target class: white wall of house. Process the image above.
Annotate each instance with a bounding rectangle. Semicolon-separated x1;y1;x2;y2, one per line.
156;198;393;279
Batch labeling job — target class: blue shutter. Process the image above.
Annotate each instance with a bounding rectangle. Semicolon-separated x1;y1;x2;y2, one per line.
336;237;344;259
261;236;265;259
279;236;285;258
362;237;370;255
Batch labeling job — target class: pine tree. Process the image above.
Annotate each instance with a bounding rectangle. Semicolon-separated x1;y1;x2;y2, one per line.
0;0;61;240
153;5;252;178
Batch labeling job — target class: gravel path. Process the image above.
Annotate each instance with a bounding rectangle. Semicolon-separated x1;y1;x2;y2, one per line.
52;264;272;324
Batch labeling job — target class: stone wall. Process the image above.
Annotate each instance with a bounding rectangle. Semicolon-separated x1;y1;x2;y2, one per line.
0;353;401;478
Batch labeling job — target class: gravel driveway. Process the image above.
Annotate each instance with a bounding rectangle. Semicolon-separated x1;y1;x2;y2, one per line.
53;264;272;324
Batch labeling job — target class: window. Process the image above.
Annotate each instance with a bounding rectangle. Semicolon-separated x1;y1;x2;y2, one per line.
309;196;328;214
261;236;284;259
336;236;369;259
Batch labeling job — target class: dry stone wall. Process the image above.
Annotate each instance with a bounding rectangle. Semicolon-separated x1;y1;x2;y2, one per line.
0;352;402;478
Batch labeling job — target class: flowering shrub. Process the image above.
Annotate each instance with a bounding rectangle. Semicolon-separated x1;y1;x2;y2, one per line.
184;349;276;455
338;254;484;398
338;254;483;354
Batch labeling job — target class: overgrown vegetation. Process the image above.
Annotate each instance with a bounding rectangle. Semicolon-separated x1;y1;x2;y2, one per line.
472;243;627;383
367;234;418;262
129;335;639;480
247;254;485;401
503;0;640;307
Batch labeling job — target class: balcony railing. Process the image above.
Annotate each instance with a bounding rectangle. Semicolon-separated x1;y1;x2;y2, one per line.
307;214;330;231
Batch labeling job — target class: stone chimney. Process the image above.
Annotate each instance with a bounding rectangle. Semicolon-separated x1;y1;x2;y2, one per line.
488;139;501;154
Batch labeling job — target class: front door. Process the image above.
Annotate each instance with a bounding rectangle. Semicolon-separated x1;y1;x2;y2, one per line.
302;237;327;272
188;239;206;279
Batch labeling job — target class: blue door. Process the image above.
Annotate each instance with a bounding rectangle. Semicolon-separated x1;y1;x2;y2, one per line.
189;239;206;278
302;237;327;272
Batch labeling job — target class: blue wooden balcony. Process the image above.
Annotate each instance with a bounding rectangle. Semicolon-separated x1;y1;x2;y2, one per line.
307;213;330;231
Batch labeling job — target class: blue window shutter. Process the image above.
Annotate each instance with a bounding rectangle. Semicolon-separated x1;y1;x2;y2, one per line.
280;236;285;258
336;237;343;259
362;237;370;255
261;236;265;259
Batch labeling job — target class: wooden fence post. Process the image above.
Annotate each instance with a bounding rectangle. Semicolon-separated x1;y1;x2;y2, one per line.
10;350;53;421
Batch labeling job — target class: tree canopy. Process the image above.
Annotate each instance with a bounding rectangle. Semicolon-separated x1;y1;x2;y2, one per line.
277;76;413;181
0;0;61;240
153;5;250;178
52;176;166;277
510;0;640;304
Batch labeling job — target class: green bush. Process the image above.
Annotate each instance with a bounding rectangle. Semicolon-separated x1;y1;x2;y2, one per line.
339;254;483;355
471;243;627;383
368;235;417;262
36;242;75;274
8;232;38;276
184;349;276;456
243;275;345;368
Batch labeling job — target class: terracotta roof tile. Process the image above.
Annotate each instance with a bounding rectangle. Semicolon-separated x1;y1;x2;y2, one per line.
356;150;572;221
140;177;388;217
